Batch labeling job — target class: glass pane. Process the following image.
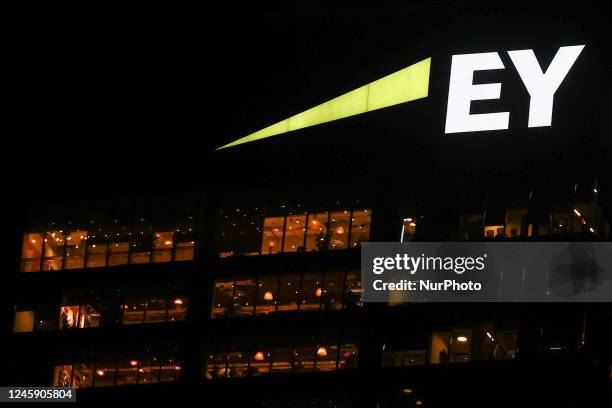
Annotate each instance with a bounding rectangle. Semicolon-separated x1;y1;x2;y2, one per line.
321;271;344;311
78;305;101;328
206;353;228;380
160;355;181;382
43;231;65;271
216;208;263;257
13;311;35;333
283;212;306;253
315;344;338;372
234;278;256;316
293;345;315;373
344;270;362;308
228;352;249;378
72;362;94;388
306;212;329;252
86;217;108;268
21;233;43;272
430;332;450;364
108;214;130;266
249;350;270;376
350;209;371;248
63;230;87;269
174;203;196;261
108;242;129;266
152;231;173;263
144;297;167;323
277;274;300;312
450;329;472;363
173;241;195;261
270;348;293;373
94;359;116;387
121;299;146;325
329;210;350;250
115;357;139;386
255;275;278;315
261;216;284;255
53;365;72;387
338;344;359;369
212;280;234;318
300;273;322;311
129;217;152;264
59;306;79;330
138;350;160;384
167;297;188;322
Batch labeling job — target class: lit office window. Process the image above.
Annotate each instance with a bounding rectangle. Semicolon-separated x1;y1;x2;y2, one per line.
93;359;116;387
138;351;161;384
271;348;294;373
115;357;139;386
249;350;270;376
329;211;350;250
234;278;256;316
430;332;450;364
152;232;174;263
145;297;167;323
173;204;196;261
53;365;72;387
344;270;362;308
63;230;87;269
21;233;43;272
431;330;472;364
78;304;101;328
277;274;300;312
86;228;108;268
13;311;35;333
122;299;146;325
212;280;234;318
300;273;322;311
350;209;371;247
477;328;518;361
43;230;65;270
293;345;315;373
261;216;284;255
130;218;152;264
321;271;344;311
306;212;329;251
72;363;94;388
228;351;249;378
283;212;307;252
167;297;188;321
255;275;278;315
338;344;359;369
59;306;79;330
206;353;228;379
160;355;181;382
315;344;338;372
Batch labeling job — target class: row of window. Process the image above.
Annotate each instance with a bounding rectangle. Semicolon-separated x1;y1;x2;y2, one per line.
216;207;371;257
382;327;518;367
21;229;195;272
53;347;181;388
212;270;361;318
13;296;188;333
206;343;358;380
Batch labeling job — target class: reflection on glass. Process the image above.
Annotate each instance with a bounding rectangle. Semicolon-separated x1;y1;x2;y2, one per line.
306;212;329;251
206;353;228;380
283;213;306;252
293;346;315;373
338;344;359;369
138;351;160;384
228;351;248;378
261;216;284;255
344;270;362;308
300;273;322;311
329;211;350;250
350;209;371;248
86;238;107;268
249;350;270;376
255;275;278;315
277;274;300;312
63;231;87;269
315;344;338;372
167;298;188;321
21;233;43;272
78;305;100;328
160;356;181;382
93;359;116;387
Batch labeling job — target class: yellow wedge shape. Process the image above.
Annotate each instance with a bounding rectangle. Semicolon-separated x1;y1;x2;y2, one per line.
217;57;431;150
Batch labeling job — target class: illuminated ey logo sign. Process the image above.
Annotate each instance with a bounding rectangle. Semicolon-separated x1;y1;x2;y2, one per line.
444;45;585;133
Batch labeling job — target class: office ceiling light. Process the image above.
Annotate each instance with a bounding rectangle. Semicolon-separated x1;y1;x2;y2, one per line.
173;298;183;305
456;336;468;342
317;346;328;357
254;351;265;361
263;291;274;301
217;57;431;149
